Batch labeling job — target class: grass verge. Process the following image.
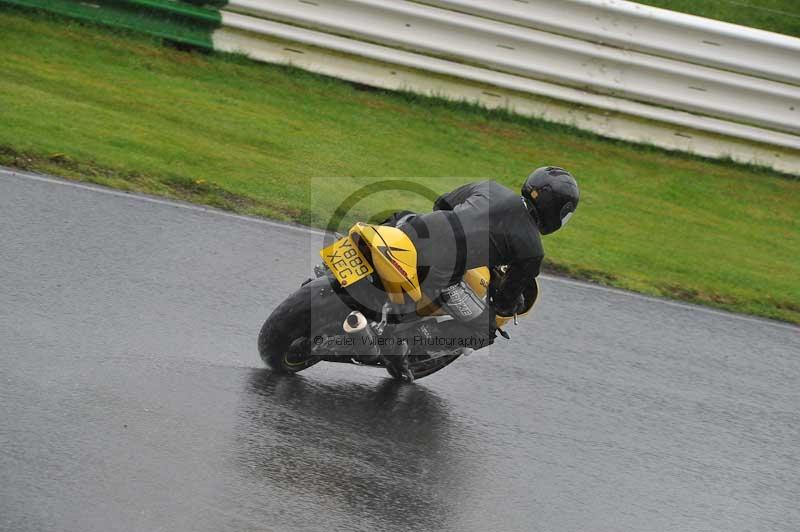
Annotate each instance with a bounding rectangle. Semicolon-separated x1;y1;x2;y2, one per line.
637;0;800;37
1;8;798;324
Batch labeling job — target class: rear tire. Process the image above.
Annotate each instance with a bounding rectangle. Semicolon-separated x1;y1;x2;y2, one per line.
258;277;348;373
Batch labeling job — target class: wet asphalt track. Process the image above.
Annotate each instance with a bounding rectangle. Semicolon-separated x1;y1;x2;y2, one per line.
1;167;799;532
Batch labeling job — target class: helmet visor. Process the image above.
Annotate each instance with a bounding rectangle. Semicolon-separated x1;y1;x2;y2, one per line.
559;202;575;228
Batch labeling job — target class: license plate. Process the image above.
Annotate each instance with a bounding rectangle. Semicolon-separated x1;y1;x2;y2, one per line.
320;236;373;287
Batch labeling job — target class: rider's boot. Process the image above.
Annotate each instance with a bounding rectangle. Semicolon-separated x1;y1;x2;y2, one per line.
383;339;414;383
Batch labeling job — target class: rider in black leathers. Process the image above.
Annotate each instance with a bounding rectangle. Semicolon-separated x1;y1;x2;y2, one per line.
386;167;580;378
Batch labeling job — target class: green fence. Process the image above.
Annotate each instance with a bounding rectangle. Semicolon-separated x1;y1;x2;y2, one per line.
0;0;221;48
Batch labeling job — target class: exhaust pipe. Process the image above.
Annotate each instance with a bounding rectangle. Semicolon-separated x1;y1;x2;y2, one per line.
343;311;380;362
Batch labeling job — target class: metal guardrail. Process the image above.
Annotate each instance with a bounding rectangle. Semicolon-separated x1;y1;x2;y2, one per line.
212;0;800;173
224;0;800;137
417;0;800;86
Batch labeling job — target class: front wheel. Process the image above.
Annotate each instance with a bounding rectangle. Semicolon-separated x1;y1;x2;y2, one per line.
258;277;348;373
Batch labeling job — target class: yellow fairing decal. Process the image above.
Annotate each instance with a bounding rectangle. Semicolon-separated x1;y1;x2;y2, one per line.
349;223;422;302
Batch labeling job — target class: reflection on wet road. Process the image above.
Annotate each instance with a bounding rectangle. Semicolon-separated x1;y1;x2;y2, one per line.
2;169;799;532
236;373;463;531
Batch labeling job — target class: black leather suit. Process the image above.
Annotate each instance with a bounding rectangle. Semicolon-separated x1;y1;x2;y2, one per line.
394;180;545;350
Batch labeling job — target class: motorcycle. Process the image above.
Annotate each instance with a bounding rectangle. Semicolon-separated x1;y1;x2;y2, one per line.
258;219;539;381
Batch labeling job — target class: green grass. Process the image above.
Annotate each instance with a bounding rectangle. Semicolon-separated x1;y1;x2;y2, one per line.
637;0;800;37
1;9;799;324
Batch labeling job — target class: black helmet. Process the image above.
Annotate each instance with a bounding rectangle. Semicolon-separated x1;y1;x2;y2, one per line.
521;166;579;235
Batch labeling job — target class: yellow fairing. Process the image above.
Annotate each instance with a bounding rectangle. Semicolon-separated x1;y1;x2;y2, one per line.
462;266;539;328
349;223;422;304
462;267;508;327
463;267;491;298
348;222;539;324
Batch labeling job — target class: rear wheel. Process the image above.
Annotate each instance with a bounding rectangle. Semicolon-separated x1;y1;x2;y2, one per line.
258;277;348;373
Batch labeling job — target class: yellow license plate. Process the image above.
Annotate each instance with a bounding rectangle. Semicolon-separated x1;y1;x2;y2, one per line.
320;236;373;287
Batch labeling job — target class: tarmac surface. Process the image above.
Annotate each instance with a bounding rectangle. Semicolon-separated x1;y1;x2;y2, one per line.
1;167;798;532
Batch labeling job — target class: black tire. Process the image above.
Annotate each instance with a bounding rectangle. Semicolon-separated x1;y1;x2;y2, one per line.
258;277;349;373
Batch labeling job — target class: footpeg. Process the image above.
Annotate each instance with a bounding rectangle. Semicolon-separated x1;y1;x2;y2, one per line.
384;340;413;383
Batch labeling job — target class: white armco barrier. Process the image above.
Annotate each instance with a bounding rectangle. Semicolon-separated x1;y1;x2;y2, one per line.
418;0;800;86
213;0;800;173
